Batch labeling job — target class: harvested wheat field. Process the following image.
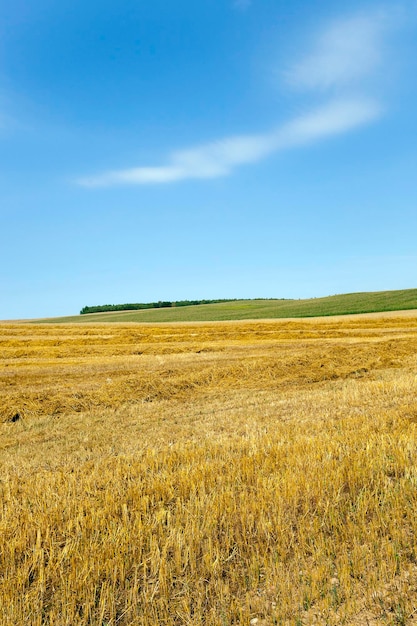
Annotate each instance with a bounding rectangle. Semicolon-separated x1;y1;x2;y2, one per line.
1;314;417;625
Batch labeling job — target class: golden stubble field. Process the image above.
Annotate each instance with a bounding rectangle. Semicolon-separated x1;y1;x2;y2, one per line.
1;314;417;625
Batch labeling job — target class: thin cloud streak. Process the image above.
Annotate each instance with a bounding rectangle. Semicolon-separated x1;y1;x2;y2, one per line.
77;98;381;187
77;7;391;188
287;11;388;91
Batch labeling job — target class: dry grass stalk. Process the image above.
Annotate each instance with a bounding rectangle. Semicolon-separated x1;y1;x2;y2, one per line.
1;316;417;624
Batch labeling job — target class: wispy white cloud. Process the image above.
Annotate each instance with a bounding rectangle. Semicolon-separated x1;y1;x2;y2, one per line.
77;7;393;188
77;98;381;187
287;11;388;91
278;97;381;146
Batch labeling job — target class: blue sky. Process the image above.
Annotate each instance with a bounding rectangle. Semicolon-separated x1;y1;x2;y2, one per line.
1;0;416;319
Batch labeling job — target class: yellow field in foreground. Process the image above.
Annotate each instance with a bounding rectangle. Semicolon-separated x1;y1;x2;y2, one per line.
1;316;417;625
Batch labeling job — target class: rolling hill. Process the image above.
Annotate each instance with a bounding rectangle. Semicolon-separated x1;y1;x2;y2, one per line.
35;288;417;323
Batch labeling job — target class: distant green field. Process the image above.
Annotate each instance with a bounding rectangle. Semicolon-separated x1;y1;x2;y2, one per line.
35;288;417;323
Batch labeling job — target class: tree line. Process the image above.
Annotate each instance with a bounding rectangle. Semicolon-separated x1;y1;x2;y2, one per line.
80;299;238;315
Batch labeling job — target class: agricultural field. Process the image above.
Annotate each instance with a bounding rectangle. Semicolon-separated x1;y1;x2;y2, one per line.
1;313;417;625
35;288;417;324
